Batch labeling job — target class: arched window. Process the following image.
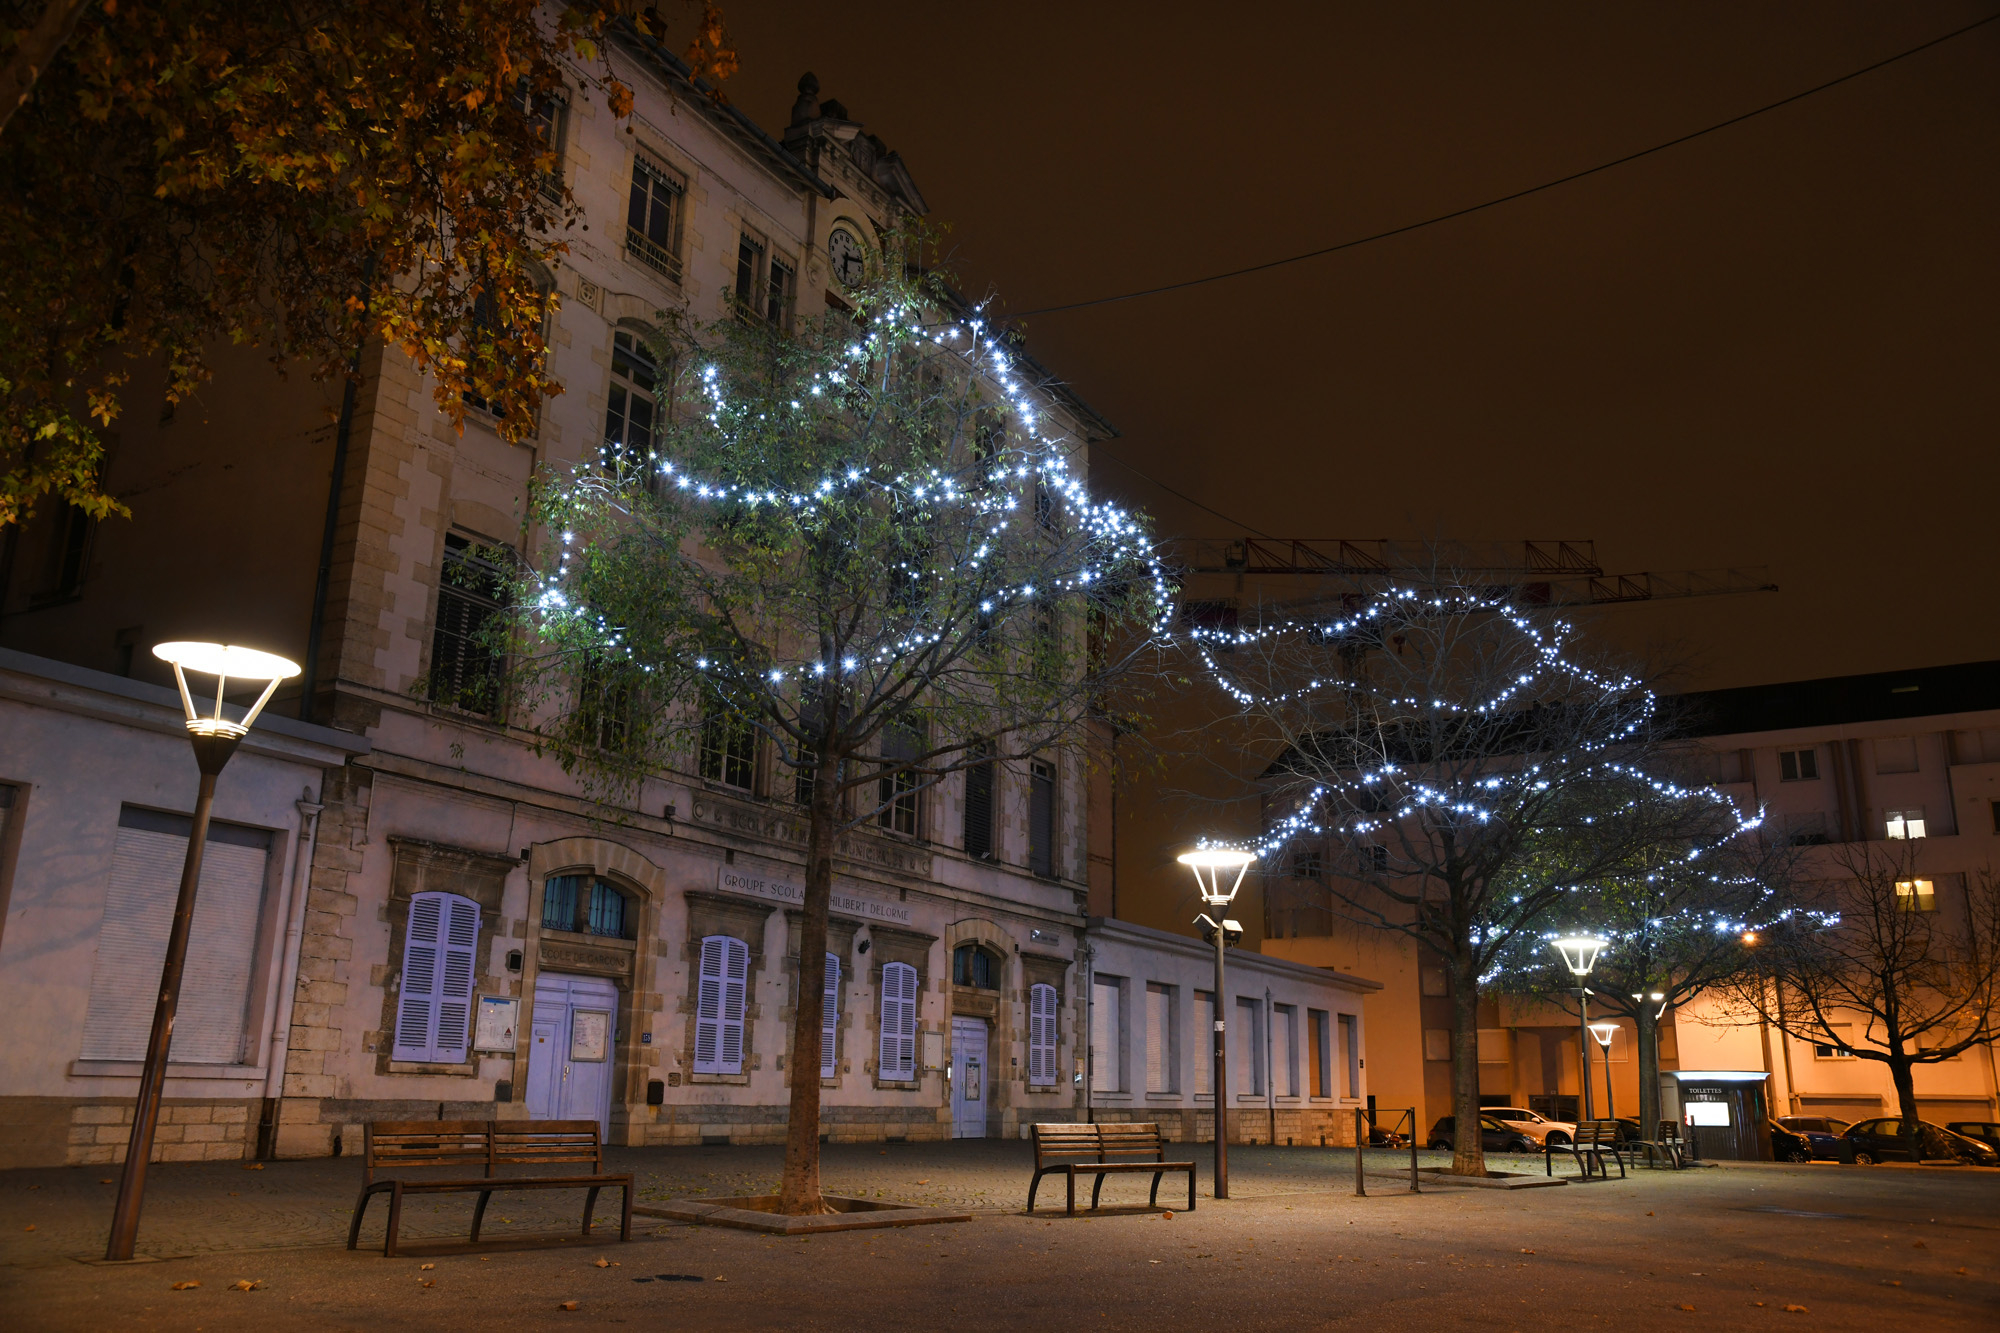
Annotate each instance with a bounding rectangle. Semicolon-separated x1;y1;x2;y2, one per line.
542;875;636;940
694;935;749;1075
952;942;995;990
602;329;660;472
392;891;480;1063
878;961;917;1080
1028;983;1058;1087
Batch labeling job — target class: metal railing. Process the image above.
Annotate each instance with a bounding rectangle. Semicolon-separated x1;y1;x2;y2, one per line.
1353;1107;1421;1196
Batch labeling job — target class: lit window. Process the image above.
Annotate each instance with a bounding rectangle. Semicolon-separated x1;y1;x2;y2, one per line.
1778;748;1818;781
1885;808;1927;839
1895;878;1936;912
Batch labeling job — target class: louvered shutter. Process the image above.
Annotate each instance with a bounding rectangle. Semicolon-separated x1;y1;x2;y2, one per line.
432;896;480;1062
879;961;916;1080
694;935;726;1073
820;953;841;1078
1028;983;1056;1086
392;894;443;1061
719;936;748;1073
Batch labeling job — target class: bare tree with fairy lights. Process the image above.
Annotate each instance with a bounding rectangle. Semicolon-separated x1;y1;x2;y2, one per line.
501;237;1166;1215
1200;588;1754;1175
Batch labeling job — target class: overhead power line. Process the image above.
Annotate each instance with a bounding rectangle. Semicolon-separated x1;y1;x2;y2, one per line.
1007;12;2000;319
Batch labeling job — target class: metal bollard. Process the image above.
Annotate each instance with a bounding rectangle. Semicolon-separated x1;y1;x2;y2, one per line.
1354;1108;1366;1197
1407;1109;1420;1193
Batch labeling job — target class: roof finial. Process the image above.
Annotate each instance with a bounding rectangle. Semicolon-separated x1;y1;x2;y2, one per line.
790;72;821;127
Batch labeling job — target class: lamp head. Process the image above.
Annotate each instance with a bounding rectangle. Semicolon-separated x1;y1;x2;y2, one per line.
1177;846;1257;906
152;641;302;743
1550;934;1608;977
1587;1022;1617;1049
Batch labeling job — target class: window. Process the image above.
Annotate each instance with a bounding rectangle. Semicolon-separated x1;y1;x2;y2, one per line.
31;500;94;603
1291;847;1323;880
733;231;796;327
699;696;756;790
1272;1003;1298;1097
1233;997;1264;1095
627;155;686;282
1027;983;1058;1087
459;272;552;421
1778;748;1819;781
1145;983;1175;1093
1895;878;1937;912
1886;808;1927;840
1308;1009;1330;1098
1028;759;1056;878
876;722;923;837
1338;1012;1360;1098
1874;736;1919;775
1785;812;1832;847
1193;991;1215;1096
509;81;565;200
573;660;636;753
693;935;749;1074
952;943;995;989
79;807;272;1064
1419;966;1448;997
603;330;661;472
1032;600;1060;682
540;875;636;940
878;961;918;1080
1423;1028;1451;1062
1091;976;1123;1093
1034;477;1055;530
820;953;841;1078
1992;799;2000;835
430;534;507;714
962;743;995;860
392;891;481;1064
1812;1025;1856;1059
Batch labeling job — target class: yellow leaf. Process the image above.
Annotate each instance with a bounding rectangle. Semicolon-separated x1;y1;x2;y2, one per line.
172;1281;200;1291
230;1279;260;1292
593;1258;609;1268
1784;1305;1809;1314
558;1301;579;1311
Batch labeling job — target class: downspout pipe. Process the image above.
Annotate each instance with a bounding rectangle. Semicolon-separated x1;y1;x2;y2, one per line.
259;790;323;1157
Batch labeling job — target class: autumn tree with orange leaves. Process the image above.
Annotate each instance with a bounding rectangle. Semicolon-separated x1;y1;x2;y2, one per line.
0;1;735;530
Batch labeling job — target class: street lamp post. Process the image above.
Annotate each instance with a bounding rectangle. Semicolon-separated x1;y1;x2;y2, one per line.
1588;1023;1618;1122
106;643;301;1262
1550;935;1608;1125
1178;848;1255;1201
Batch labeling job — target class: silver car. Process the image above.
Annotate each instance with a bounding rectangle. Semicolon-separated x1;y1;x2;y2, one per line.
1483;1106;1576;1147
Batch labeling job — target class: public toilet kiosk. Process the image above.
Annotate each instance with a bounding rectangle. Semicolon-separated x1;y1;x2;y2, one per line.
1669;1070;1774;1160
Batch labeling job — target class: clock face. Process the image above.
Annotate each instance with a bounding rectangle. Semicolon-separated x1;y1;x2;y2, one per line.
828;226;866;287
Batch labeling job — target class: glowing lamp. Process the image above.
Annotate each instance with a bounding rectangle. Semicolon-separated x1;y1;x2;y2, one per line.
153;641;301;742
1179;843;1256;1200
1177;847;1257;906
1588;1023;1618;1049
1551;935;1608;978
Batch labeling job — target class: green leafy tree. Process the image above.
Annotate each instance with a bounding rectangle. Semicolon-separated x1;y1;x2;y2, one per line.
507;246;1164;1213
0;1;735;529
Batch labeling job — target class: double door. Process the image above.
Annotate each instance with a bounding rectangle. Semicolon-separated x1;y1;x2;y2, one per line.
525;972;618;1138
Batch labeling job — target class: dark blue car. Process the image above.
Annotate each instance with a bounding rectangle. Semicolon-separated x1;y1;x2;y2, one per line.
1427;1116;1536;1153
1775;1115;1850;1161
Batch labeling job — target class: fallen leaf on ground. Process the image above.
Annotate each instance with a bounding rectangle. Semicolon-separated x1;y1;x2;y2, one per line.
1957;1267;1968;1274
1162;1211;1174;1220
1647;1211;1654;1216
171;1281;200;1291
594;1258;610;1268
558;1300;578;1311
21;1225;33;1232
1752;1302;1765;1307
230;1280;261;1292
1914;1240;1927;1248
479;1257;490;1262
242;1164;264;1171
419;1264;435;1271
1784;1305;1809;1314
1519;1249;1534;1255
716;1275;727;1282
421;1280;435;1289
100;1179;114;1185
1679;1306;1696;1312
1881;1280;1901;1287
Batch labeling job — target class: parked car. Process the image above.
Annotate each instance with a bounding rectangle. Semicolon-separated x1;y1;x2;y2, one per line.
1776;1115;1851;1161
1841;1118;2000;1166
1428;1116;1538;1154
1365;1124;1409;1149
1481;1106;1576;1147
1946;1121;2000;1154
1769;1122;1815;1163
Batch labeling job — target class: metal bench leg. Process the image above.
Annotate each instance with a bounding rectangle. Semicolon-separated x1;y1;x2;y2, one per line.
582;1185;602;1237
620;1181;633;1242
1149;1171;1163;1208
1091;1171;1107;1211
1066;1168;1075;1218
383;1182;405;1259
347;1188;373;1251
470;1189;493;1242
1187;1167;1196;1212
1027;1169;1044;1216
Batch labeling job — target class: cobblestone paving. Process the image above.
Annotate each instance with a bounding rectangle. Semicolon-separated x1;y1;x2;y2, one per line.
0;1141;1511;1263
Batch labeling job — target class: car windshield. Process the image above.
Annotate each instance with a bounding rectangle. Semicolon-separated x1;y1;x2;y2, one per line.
1490;1108;1543;1122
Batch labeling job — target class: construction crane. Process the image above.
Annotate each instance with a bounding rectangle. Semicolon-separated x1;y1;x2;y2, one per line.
1171;537;1777;611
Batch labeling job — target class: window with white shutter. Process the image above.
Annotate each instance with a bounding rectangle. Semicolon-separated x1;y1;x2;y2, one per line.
878;961;917;1080
391;891;480;1063
694;934;750;1075
820;953;841;1078
1027;982;1057;1086
80;807;272;1064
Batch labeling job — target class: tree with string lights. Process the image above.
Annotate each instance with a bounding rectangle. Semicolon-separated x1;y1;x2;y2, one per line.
502;238;1165;1214
1203;589;1753;1175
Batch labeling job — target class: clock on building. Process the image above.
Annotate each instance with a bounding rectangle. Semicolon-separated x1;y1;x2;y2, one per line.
827;225;866;288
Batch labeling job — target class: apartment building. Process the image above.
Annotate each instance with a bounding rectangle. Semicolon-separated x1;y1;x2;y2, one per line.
1260;660;2000;1145
0;35;1380;1169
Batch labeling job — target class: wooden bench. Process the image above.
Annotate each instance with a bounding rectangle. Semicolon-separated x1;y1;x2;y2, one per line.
345;1120;632;1257
1544;1119;1630;1181
1028;1122;1196;1216
1631;1119;1687;1170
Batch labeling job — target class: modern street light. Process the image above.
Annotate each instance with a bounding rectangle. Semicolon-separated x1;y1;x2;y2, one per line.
1179;847;1255;1201
1550;935;1608;1124
1588;1023;1619;1122
106;642;301;1262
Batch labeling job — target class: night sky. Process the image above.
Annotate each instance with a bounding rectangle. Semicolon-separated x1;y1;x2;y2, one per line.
725;2;1999;691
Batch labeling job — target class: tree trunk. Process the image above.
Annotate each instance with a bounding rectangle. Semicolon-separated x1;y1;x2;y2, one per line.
1888;1054;1920;1161
0;0;91;138
778;757;841;1215
1636;1005;1660;1141
1449;956;1486;1176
